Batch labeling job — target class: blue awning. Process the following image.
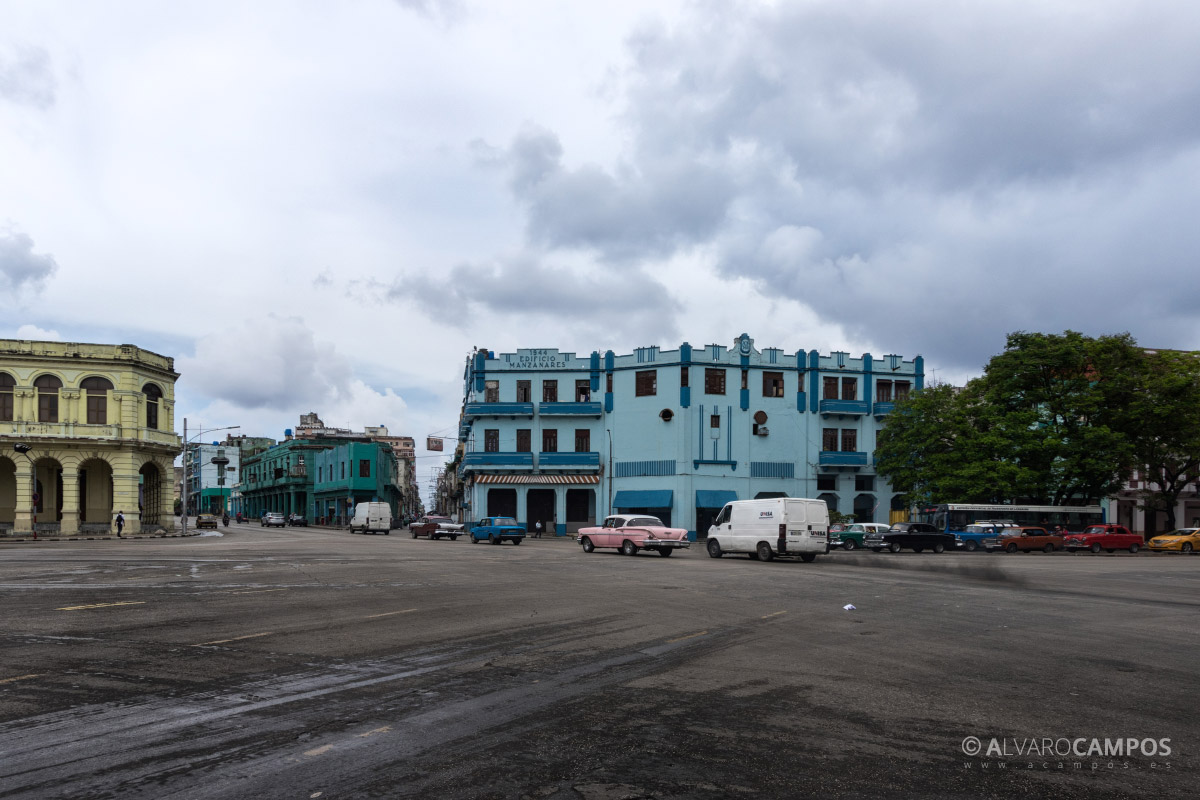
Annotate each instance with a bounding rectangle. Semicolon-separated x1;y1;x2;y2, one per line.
696;490;738;508
612;490;673;509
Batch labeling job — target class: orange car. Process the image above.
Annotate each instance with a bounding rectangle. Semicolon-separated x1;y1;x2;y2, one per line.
995;526;1065;553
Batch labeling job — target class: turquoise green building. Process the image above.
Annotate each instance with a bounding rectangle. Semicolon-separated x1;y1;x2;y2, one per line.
313;442;403;526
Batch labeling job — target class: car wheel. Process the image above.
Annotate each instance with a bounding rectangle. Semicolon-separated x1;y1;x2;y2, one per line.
489;534;498;545
889;543;902;553
471;535;479;544
1007;543;1018;553
1182;542;1193;553
451;535;458;541
411;531;418;539
621;539;638;557
933;543;945;554
1128;543;1139;554
707;539;723;558
1043;543;1054;553
842;539;857;552
912;547;924;554
800;553;817;563
513;538;522;545
581;537;595;553
964;540;978;552
756;542;774;562
1090;543;1102;553
658;548;673;557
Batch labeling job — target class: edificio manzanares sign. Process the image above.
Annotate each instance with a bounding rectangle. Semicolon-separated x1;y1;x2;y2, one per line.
512;349;571;369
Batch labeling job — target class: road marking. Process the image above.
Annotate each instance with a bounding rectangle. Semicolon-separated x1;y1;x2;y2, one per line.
358;726;391;738
761;610;787;619
57;601;146;611
230;588;289;594
304;744;334;757
666;630;708;643
364;609;417;618
193;632;273;646
0;673;40;684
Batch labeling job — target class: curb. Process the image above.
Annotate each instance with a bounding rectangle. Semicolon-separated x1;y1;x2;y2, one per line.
0;531;202;543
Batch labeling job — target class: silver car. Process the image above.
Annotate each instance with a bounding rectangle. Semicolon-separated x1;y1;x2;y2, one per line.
261;512;286;528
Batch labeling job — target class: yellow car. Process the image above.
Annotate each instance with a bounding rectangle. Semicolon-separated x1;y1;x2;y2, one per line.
1146;528;1200;552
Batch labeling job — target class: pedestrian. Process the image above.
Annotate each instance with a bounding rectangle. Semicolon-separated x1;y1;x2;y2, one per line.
116;510;125;538
535;519;543;538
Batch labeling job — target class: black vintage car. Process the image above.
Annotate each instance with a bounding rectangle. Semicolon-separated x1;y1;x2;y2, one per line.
864;522;957;554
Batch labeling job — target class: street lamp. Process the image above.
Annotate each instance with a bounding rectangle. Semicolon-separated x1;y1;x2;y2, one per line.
13;443;35;538
180;419;240;535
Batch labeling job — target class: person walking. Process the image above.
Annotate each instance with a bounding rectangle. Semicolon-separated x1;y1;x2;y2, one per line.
534;519;543;538
115;510;125;538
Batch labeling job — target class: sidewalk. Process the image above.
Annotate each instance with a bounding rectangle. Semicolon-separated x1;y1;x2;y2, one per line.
0;529;202;543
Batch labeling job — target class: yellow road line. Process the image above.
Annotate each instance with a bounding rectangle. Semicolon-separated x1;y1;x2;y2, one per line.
57;601;146;611
667;630;708;643
0;674;41;685
358;726;391;738
304;744;334;757
230;588;289;594
193;632;273;646
761;610;787;619
364;609;417;618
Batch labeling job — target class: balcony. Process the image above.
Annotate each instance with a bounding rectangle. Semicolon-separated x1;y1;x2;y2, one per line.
819;399;870;417
537;401;603;417
818;450;869;469
872;401;896;417
537;451;601;470
464;402;535;419
462;452;536;470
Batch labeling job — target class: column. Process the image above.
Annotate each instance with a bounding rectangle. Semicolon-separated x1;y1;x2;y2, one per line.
60;463;80;535
13;460;33;534
555;490;567;536
112;452;141;534
515;487;527;528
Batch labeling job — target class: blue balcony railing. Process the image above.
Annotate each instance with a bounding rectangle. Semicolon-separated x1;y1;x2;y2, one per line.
462;452;535;469
538;401;603;416
818;451;869;468
872;401;896;416
537;451;601;469
819;399;870;416
464;402;535;419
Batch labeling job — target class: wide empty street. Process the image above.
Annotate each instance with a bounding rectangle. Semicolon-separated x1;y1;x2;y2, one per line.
0;525;1194;799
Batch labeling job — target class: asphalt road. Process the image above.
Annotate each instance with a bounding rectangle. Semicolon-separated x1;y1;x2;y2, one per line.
0;525;1194;799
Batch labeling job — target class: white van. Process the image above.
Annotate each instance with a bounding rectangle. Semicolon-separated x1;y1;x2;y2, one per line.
706;498;829;562
349;502;392;535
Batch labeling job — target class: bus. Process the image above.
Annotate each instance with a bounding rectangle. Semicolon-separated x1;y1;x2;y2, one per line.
916;504;1105;534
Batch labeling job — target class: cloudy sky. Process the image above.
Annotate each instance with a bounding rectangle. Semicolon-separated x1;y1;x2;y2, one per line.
3;0;1199;499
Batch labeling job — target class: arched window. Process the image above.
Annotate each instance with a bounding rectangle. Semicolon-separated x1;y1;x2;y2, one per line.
143;383;163;430
81;377;114;424
34;374;62;423
0;373;14;422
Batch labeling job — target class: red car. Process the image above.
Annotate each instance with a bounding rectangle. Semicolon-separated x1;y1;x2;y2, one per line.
576;515;691;557
1064;524;1143;554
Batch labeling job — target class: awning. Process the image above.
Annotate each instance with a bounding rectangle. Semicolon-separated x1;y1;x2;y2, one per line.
474;474;600;484
612;489;673;509
696;490;738;508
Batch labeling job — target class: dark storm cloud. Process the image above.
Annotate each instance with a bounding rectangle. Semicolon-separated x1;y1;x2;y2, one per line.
0;230;58;294
0;45;55;109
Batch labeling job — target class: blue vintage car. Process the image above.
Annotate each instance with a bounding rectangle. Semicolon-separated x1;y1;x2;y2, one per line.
470;516;526;545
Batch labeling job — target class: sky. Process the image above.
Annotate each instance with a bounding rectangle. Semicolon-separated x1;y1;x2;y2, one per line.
3;0;1200;501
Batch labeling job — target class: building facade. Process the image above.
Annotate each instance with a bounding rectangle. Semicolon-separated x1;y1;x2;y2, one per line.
0;339;180;535
312;441;403;525
456;335;923;537
184;442;240;514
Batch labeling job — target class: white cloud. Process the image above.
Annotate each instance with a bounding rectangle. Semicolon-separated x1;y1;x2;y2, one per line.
14;323;61;340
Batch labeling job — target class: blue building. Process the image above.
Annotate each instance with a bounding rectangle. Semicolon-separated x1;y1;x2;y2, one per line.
457;334;923;538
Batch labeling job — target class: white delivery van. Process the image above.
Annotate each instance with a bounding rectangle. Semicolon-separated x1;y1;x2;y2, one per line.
350;502;392;535
705;497;829;562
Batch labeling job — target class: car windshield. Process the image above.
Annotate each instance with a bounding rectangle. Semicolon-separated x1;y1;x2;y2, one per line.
494;517;517;526
1083;526;1106;534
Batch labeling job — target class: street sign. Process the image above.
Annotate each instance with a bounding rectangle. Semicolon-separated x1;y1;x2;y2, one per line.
427;437;443;451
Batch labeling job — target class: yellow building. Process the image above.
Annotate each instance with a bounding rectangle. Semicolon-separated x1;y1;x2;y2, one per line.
0;339;180;536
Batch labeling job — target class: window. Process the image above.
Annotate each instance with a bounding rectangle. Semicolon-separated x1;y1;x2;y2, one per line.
576;380;590;402
516;381;531;402
741;370;749;390
484;380;499;403
711;414;721;429
841;378;857;401
817;475;836;491
485;429;499;452
855;475;875;491
705;368;726;394
841;429;858;452
341;462;345;479
35;374;62;423
542;380;558;403
763;371;784;398
318;466;322;483
542;429;558;452
894;381;911;401
516;429;531;452
823;377;838;400
81;377;114;424
635;370;657;396
680;366;689;388
823;428;839;451
143;383;162;429
606;373;613;393
359;459;371;478
575;429;590;452
0;373;14;421
876;380;892;402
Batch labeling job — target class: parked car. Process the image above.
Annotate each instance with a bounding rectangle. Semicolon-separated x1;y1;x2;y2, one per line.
469;516;526;545
864;522;956;553
410;515;464;540
1146;528;1200;553
994;526;1064;553
196;514;218;530
287;513;308;527
1064;523;1142;553
829;522;889;551
576;515;691;557
261;512;286;528
953;523;1012;552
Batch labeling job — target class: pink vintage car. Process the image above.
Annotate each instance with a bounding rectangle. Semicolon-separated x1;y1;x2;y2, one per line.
576;514;692;557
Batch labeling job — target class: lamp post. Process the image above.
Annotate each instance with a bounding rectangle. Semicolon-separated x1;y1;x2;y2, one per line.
181;419;240;535
13;443;36;539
